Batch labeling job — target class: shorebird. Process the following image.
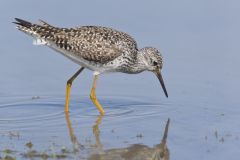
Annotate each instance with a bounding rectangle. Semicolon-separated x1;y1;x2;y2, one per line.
13;18;168;115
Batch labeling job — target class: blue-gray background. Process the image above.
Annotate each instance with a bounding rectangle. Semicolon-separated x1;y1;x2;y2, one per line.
1;0;239;99
0;0;240;159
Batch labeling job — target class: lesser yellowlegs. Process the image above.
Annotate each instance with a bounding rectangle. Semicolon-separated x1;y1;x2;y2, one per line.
13;18;168;115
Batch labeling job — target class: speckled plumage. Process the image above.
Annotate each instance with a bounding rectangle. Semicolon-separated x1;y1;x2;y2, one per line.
14;18;168;98
14;18;141;73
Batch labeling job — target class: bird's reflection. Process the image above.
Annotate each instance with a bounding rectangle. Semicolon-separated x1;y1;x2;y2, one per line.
89;118;170;160
64;112;170;160
64;112;83;153
152;118;170;160
92;114;104;150
64;112;104;154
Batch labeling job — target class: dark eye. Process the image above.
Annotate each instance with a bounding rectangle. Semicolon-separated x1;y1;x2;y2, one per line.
153;61;158;66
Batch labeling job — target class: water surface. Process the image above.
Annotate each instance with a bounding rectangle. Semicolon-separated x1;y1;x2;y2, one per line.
1;0;240;159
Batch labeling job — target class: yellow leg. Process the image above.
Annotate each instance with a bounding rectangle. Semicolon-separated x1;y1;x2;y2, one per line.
65;67;84;112
90;75;105;115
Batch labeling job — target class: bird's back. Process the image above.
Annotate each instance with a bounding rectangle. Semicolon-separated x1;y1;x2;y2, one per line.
14;18;138;65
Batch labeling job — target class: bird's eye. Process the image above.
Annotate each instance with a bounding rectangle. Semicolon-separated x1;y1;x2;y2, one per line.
153;61;158;66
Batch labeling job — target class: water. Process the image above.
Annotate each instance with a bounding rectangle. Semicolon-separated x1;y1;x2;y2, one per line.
1;0;240;159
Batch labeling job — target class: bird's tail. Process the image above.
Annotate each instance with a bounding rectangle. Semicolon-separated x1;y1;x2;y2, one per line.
13;18;55;45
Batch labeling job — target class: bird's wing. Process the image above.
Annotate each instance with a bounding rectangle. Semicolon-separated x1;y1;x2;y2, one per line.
51;26;137;63
69;37;123;63
14;18;137;63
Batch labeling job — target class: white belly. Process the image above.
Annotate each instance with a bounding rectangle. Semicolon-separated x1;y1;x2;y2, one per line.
47;43;112;73
47;44;101;72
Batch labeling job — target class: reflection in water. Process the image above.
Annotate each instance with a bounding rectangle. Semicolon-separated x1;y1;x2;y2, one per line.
152;118;170;160
89;118;170;160
92;114;104;151
64;112;84;153
64;113;170;160
64;112;104;157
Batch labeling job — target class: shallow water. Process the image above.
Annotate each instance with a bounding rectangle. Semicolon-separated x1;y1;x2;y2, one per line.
0;93;239;159
0;96;171;159
1;0;240;159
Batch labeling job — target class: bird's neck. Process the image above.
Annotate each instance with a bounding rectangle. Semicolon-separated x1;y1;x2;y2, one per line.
127;51;148;73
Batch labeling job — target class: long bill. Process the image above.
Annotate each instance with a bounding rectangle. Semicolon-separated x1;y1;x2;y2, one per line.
154;70;168;98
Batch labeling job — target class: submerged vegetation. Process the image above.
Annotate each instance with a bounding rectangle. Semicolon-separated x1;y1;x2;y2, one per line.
0;142;70;160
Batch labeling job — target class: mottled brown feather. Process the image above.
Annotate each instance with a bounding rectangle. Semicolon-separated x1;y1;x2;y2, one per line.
14;18;139;63
51;26;138;63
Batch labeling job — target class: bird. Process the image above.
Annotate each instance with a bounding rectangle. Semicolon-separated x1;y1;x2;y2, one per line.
13;18;168;115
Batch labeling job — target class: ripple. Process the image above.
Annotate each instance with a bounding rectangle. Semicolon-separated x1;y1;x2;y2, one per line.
72;96;172;118
0;103;63;122
0;95;171;131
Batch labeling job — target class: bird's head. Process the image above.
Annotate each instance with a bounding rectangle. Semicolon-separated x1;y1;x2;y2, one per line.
139;47;168;98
